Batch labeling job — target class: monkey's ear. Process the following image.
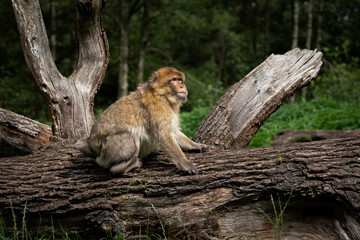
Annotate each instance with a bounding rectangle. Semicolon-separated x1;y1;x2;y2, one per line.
148;71;159;86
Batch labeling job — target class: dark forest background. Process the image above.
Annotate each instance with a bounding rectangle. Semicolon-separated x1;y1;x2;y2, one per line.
1;0;359;147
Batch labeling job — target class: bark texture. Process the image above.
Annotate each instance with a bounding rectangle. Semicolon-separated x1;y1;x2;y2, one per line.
11;0;109;141
1;136;360;239
193;48;323;149
0;108;52;157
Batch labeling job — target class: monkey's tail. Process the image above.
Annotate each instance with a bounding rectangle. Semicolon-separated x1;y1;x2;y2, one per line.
75;138;96;157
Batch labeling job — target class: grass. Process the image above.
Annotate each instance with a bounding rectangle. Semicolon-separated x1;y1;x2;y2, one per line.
249;97;360;148
180;97;360;148
258;192;293;240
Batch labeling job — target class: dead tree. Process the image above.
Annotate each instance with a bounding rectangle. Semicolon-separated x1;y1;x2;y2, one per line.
11;0;109;141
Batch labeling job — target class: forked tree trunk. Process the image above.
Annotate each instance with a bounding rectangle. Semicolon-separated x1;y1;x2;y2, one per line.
193;48;323;149
11;0;109;141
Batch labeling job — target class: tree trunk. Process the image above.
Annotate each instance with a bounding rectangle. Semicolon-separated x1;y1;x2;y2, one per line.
316;0;324;49
50;0;56;60
305;0;313;50
252;0;259;62
289;0;300;104
291;0;299;49
301;0;313;101
135;0;150;87
1;136;360;239
264;0;270;54
11;0;109;141
193;48;323;149
117;0;130;98
0;108;52;157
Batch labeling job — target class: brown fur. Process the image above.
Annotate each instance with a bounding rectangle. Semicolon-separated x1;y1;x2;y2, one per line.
77;67;208;174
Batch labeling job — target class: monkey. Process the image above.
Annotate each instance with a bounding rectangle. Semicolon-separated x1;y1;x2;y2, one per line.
77;67;209;175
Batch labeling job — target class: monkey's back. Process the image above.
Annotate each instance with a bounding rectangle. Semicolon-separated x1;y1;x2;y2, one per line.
87;85;177;154
88;90;146;151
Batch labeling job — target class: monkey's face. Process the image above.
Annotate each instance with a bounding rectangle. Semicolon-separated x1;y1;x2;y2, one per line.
150;67;188;103
169;76;188;102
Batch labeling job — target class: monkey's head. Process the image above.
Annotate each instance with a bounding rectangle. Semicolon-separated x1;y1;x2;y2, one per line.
149;67;188;104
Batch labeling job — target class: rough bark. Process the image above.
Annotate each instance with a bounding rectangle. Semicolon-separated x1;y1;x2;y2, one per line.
11;0;109;141
271;129;360;146
0;136;360;239
0;108;52;157
193;48;323;149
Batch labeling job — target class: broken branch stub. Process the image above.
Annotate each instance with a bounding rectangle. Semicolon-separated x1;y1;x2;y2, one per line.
193;48;323;149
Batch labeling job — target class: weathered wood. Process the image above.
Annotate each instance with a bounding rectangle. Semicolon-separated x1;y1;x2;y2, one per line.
272;129;360;145
193;48;323;149
0;108;52;157
11;0;109;141
1;136;359;239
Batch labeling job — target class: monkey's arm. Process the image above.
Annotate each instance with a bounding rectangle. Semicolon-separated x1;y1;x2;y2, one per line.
174;131;209;152
160;134;199;175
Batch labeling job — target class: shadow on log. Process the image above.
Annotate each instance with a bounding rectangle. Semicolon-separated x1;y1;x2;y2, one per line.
1;136;360;239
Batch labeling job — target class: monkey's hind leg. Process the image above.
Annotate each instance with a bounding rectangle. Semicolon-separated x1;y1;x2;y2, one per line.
95;133;142;174
110;156;142;174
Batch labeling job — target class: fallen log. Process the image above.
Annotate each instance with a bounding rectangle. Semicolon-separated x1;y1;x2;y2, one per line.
0;108;52;157
0;136;360;239
272;129;360;145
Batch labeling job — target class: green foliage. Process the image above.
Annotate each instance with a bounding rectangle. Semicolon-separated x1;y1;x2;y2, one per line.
249;97;360;148
180;106;211;138
312;62;360;103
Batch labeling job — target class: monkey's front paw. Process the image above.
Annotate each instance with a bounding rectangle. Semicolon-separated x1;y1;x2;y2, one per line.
181;162;199;175
199;144;210;153
187;166;199;175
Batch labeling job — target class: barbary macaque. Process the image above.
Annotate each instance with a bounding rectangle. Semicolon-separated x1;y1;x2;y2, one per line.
77;67;209;174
